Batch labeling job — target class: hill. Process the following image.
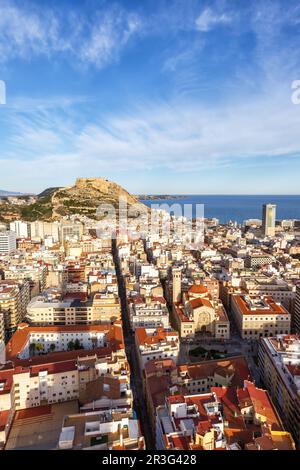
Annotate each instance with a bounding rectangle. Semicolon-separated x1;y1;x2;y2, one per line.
0;189;24;197
0;178;145;223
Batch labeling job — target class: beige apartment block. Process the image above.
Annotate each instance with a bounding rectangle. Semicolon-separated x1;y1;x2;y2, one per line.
0;280;30;336
231;294;291;339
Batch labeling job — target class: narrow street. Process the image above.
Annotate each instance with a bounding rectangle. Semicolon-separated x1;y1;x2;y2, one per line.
112;239;155;450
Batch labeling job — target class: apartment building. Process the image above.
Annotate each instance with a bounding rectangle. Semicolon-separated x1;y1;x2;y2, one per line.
60;222;84;243
128;295;170;330
231;294;291;339
58;409;145;450
258;335;300;448
0;322;131;448
135;327;179;369
156;383;294;450
0;231;16;254
9;220;30;239
66;262;85;283
0;280;30;338
244;253;274;268
26;291;121;325
4;264;47;293
294;285;300;333
241;277;296;313
30;221;60;242
91;292;121;323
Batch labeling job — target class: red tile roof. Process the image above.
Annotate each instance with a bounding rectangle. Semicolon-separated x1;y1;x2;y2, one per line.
6;321;124;362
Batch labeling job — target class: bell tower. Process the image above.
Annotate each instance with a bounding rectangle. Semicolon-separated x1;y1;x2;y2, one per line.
172;268;182;303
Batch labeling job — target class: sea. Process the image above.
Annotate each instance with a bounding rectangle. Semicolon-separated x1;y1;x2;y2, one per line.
140;195;300;225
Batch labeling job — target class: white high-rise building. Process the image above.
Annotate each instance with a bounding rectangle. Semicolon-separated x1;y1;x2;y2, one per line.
0;231;17;254
262;204;276;237
9;220;30;238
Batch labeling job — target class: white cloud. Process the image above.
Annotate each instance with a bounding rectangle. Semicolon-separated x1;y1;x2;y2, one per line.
195;7;232;32
79;11;141;68
2;83;300;180
0;1;141;68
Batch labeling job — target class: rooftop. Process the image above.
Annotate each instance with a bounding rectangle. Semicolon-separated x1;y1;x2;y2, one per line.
233;295;289;316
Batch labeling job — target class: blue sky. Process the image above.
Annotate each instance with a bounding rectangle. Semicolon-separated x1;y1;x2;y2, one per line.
0;0;300;194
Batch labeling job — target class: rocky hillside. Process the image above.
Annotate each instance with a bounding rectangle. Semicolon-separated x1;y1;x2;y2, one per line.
0;177;145;222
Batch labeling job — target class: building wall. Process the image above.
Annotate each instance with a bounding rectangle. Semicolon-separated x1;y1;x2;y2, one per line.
232;296;291;339
258;339;300;448
294;285;300;334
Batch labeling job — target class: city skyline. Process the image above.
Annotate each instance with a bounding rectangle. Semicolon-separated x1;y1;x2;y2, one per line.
0;0;300;194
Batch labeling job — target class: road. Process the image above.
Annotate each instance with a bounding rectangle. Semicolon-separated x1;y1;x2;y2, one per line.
112;239;155;450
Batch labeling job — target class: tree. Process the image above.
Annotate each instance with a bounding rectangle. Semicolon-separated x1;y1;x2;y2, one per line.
49;343;56;353
29;343;36;357
67;340;75;351
35;343;44;354
74;339;83;350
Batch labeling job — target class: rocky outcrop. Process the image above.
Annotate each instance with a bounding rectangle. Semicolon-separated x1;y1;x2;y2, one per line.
0;177;146;222
51;177;144;220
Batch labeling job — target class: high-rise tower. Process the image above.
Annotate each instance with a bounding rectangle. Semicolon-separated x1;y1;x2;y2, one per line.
262;204;276;237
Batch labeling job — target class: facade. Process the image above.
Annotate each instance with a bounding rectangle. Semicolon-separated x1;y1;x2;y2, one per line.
91;292;121;323
262;204;276;237
0;322;134;448
26;291;121;325
242;277;295;313
0;231;16;254
173;285;230;339
231;294;291;339
258;335;300;448
60;222;83;243
9;220;30;239
30;221;60;242
294;285;300;334
0;280;30;339
128;295;170;330
135;327;179;369
244;253;274;268
4;265;47;293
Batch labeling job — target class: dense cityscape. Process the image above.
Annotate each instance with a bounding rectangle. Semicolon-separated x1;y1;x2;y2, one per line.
0;178;299;451
1;0;300;461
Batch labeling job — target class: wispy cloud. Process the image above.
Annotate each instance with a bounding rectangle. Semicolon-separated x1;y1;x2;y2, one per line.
1;0;300;193
195;7;232;32
79;9;141;68
2;82;300;177
0;0;142;68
